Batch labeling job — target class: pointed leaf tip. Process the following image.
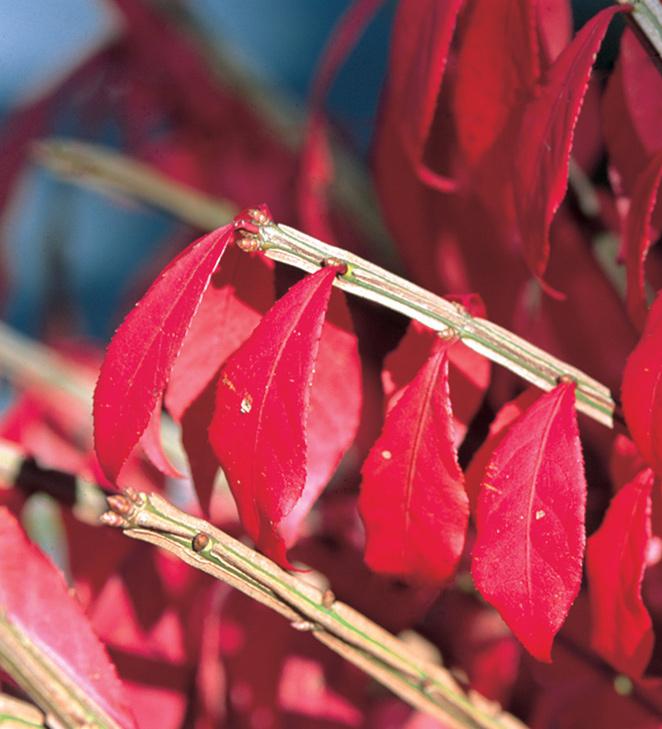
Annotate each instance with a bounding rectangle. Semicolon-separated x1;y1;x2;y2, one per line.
360;343;468;586
93;225;232;482
472;382;586;661
209;266;340;564
513;5;624;279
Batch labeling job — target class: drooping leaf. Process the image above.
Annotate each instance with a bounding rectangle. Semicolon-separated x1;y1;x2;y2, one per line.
93;225;232;482
165;247;274;513
0;508;136;728
625;150;662;329
464;388;540;512
376;0;463;191
472;382;586;661
209;266;341;564
279;290;362;545
359;343;467;585
512;5;623;279
586;469;654;678
453;0;539;167
622;291;662;475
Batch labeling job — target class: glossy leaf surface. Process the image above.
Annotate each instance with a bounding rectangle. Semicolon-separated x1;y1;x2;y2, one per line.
210;266;340;564
586;469;654;677
94;225;232;482
0;508;136;728
359;343;467;585
472;383;586;661
622;291;662;475
513;5;622;278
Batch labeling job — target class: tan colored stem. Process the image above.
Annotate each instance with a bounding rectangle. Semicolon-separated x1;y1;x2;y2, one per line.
251;220;616;428
33;139;234;231
102;490;527;729
0;694;45;729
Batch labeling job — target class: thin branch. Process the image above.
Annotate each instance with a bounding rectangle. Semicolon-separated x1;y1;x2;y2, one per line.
0;694;46;729
239;214;617;428
102;490;527;729
34;140;619;429
33;139;234;231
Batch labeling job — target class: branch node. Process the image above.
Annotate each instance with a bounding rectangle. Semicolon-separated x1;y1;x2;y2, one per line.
321;589;336;608
192;532;211;553
291;619;320;632
99;511;127;528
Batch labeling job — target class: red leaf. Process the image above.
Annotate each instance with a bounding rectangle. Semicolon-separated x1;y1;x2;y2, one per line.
219;592;365;728
0;393;89;477
383;317;490;447
181;375;222;516
512;5;623;279
90;545;193;729
610;435;647;493
359;343;467;585
0;508;136;728
586;469;654;677
377;0;463;191
603;27;662;231
209;266;341;564
537;0;573;65
94;225;232;482
140;401;184;479
625;151;662;329
453;0;540;167
165;246;274;423
472;382;586;661
465;388;540;512
279;290;362;545
622;291;662;475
